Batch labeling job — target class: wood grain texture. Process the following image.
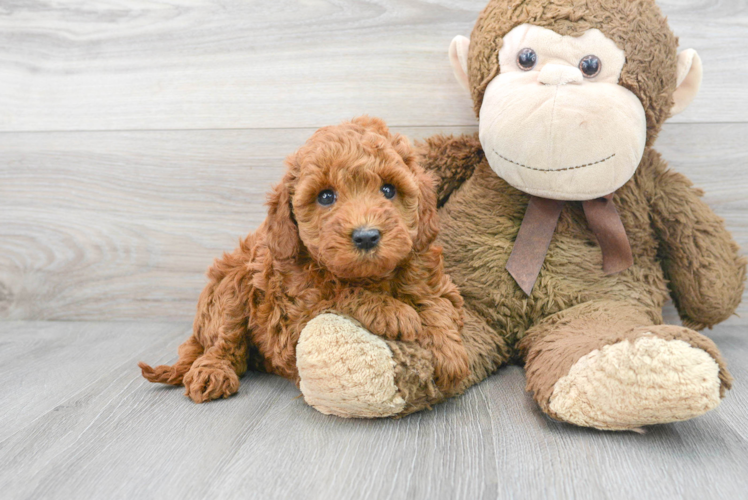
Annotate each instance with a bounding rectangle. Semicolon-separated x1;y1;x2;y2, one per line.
0;321;188;442
0;321;746;499
0;125;462;320
1;2;746;498
0;0;745;133
2;123;746;322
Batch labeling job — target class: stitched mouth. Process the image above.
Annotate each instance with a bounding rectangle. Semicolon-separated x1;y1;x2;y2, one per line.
493;150;616;172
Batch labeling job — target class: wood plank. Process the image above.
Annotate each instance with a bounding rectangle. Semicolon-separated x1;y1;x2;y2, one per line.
1;123;746;321
0;321;746;499
0;321;190;442
0;0;745;132
0;128;308;320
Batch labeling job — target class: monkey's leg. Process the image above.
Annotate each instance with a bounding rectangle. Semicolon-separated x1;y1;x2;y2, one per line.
519;301;732;431
296;307;510;418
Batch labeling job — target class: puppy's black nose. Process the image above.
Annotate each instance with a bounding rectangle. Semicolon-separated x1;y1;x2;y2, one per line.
352;228;381;251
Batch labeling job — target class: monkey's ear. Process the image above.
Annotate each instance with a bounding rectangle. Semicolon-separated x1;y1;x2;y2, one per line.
449;35;471;93
671;49;703;116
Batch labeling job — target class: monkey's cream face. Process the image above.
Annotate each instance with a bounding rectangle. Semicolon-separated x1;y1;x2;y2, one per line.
478;25;647;200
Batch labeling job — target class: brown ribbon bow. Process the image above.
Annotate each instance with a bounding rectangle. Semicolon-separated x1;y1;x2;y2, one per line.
505;194;634;295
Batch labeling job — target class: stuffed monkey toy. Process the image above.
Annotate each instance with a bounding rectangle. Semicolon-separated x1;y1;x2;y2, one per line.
294;0;745;430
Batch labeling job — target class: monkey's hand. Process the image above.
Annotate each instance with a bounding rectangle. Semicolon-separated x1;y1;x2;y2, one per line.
414;133;484;206
649;155;746;330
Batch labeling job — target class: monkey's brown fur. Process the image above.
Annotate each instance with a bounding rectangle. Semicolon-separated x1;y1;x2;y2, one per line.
139;117;469;402
400;0;745;421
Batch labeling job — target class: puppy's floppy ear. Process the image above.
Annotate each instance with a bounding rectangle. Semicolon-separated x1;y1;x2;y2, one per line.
351;115;390;137
413;168;440;253
265;166;300;261
389;133;416;167
388;133;438;252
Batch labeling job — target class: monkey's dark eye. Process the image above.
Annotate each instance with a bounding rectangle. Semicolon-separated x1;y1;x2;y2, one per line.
579;55;602;78
517;48;537;71
317;189;336;206
381;184;396;199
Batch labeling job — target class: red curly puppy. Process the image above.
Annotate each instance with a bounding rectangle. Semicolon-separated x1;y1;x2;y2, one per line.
139;116;469;404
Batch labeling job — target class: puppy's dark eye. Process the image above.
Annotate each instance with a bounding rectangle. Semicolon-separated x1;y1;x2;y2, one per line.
579;55;601;78
517;48;537;71
381;184;396;199
317;189;336;206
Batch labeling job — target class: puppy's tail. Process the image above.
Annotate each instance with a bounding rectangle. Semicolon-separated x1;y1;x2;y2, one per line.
138;336;203;386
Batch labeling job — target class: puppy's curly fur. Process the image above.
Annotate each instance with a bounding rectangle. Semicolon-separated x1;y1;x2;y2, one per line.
139;117;469;403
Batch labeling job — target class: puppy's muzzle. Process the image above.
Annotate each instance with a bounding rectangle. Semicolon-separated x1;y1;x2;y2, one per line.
352;227;381;251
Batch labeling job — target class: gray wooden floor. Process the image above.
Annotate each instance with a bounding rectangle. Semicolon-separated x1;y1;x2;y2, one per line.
2;1;748;499
1;321;747;500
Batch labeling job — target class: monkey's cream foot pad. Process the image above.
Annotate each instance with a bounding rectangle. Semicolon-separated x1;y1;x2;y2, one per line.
548;335;722;431
296;314;405;418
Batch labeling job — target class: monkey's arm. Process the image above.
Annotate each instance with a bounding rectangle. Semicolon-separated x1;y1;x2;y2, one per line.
648;154;746;330
414;133;484;206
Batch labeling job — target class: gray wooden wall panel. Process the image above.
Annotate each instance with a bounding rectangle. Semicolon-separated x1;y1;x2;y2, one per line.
0;0;745;133
2;123;747;321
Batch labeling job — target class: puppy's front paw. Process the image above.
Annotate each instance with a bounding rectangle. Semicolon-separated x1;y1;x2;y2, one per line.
394;304;422;341
432;344;471;394
367;302;421;341
183;358;240;403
